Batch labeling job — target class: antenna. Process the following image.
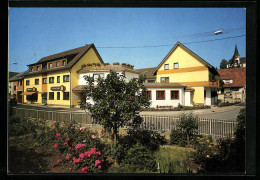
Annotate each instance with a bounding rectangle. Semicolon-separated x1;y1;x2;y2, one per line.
12;59;18;65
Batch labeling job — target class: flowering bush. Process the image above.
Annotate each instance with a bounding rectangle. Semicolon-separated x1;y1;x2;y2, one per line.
50;122;108;173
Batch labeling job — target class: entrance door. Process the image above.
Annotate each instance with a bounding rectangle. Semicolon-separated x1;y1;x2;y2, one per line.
17;91;22;103
42;93;47;104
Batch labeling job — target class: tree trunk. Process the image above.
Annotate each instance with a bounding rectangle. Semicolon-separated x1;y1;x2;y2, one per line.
187;133;190;147
113;124;118;144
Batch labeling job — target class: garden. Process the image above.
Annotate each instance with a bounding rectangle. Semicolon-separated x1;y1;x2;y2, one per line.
8;108;245;174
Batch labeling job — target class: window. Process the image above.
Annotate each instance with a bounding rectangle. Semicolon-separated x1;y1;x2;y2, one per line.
14;85;16;91
19;80;22;86
156;91;165;100
174;63;179;69
62;60;66;66
225;79;232;84
63;75;69;82
57;92;60;100
49;63;53;68
63;92;69;100
35;79;39;85
145;91;152;100
30;67;33;72
147;80;155;83
36;66;40;71
43;78;47;84
49;92;54;100
56;61;60;67
26;80;30;86
171;90;179;100
160;77;169;83
49;77;54;84
164;64;169;70
57;76;60;83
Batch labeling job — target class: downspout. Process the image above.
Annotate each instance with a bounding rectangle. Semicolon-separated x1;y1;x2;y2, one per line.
70;70;72;108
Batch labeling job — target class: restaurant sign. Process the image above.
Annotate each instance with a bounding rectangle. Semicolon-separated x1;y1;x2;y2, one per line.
27;87;37;92
225;92;231;97
51;85;66;91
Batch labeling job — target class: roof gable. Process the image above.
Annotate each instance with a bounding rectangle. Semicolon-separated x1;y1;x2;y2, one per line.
153;41;215;75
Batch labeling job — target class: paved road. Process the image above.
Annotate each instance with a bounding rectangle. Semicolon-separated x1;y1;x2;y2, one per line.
140;103;246;121
14;103;246;121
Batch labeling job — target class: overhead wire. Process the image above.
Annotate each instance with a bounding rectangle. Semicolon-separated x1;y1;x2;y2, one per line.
97;34;245;48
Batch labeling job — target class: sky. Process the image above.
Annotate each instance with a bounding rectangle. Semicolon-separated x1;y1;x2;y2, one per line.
9;8;246;73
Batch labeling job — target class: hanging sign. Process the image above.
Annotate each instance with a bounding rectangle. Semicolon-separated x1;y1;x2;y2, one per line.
50;85;66;91
27;87;37;92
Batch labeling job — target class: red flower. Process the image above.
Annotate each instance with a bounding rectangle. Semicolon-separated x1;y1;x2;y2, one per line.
81;166;88;173
56;133;61;137
50;129;52;131
98;165;101;169
95;160;101;166
53;143;58;148
66;137;70;141
66;154;70;160
64;142;68;145
73;158;81;164
79;153;85;159
52;163;56;168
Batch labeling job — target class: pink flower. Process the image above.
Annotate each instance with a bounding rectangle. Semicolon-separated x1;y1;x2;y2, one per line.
50;129;52;131
52;163;56;168
57;159;60;163
97;151;101;155
98;165;101;169
74;144;86;151
73;158;81;164
81;166;88;173
66;137;70;141
91;135;97;139
54;121;58;125
82;140;86;143
64;142;68;145
53;143;58;148
53;140;57;142
99;134;101;138
95;160;101;166
65;133;67;135
56;133;61;137
90;148;96;152
101;159;104;162
66;154;70;160
79;153;85;159
80;126;86;131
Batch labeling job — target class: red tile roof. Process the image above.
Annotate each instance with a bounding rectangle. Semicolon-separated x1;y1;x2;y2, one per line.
217;67;246;87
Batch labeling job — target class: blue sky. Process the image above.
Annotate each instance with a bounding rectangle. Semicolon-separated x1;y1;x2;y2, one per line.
9;8;246;72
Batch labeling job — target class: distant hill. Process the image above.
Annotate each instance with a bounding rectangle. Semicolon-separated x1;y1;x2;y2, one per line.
9;72;19;79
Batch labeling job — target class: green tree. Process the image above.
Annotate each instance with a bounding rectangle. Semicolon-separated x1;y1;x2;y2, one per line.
220;59;228;69
177;112;199;146
80;71;150;143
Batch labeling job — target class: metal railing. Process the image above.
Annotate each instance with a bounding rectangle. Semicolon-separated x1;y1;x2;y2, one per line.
10;107;237;138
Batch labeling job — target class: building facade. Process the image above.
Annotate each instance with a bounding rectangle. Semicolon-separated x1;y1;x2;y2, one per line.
227;44;246;68
9;72;25;103
152;42;220;106
22;44;104;107
217;67;246;103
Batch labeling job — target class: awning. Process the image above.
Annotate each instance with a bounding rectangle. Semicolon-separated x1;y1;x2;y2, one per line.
21;92;36;95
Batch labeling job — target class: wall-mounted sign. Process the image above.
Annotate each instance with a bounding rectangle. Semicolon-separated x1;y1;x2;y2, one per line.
27;87;37;92
225;92;231;96
50;85;66;91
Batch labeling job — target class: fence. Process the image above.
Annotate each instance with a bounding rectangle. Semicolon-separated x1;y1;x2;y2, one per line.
140;115;237;138
10;107;237;138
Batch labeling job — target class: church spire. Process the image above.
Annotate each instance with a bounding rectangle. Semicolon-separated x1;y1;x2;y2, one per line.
234;44;240;57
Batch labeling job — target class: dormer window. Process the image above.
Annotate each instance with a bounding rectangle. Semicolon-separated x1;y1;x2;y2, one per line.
30;67;33;72
36;66;40;71
224;79;233;84
49;63;53;68
62;60;66;66
56;61;60;67
164;64;169;70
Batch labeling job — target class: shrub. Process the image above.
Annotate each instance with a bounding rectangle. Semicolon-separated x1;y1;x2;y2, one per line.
8;116;36;137
177;112;199;146
170;129;186;146
122;143;157;171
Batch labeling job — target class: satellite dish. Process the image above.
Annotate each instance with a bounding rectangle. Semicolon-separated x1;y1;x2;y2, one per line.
214;30;223;35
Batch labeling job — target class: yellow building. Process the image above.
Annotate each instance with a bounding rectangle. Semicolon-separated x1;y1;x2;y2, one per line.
22;44;104;107
153;42;220;106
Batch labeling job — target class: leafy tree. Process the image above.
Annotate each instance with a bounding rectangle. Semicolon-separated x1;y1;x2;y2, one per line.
177;112;199;146
80;71;150;143
220;59;228;69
